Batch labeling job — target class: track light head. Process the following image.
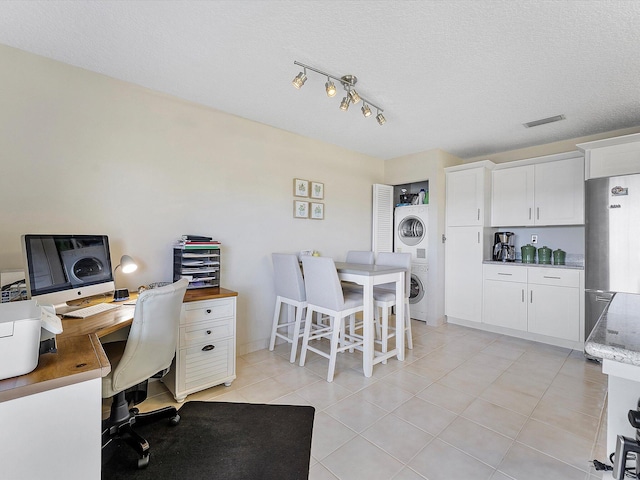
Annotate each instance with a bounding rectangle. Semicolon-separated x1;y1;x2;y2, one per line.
340;96;351;111
292;70;307;89
325;79;336;97
376;112;386;125
361;104;372;117
349;89;361;104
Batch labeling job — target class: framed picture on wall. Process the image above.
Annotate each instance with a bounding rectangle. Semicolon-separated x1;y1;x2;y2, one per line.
294;200;309;218
310;181;324;199
293;178;309;197
310;202;324;220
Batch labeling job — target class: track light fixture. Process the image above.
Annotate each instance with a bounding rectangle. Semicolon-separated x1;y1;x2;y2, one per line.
292;61;386;125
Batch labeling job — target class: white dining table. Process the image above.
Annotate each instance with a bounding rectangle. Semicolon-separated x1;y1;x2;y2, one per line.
334;262;406;377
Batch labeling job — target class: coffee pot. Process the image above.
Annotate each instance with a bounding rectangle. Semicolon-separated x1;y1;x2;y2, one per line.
493;232;516;262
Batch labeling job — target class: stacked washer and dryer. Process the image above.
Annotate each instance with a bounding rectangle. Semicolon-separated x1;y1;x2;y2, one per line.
394;205;429;321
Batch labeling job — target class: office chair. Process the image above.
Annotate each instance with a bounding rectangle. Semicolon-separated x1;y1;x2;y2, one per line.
101;278;189;468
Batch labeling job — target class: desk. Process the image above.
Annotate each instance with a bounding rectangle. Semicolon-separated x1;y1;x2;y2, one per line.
335;262;406;377
0;287;236;479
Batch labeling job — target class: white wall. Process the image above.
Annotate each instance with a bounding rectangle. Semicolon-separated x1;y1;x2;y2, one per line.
0;45;384;354
384;149;462;326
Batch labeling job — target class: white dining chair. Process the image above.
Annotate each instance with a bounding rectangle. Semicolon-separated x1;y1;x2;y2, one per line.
373;252;413;362
298;256;364;382
345;250;375;265
269;253;307;363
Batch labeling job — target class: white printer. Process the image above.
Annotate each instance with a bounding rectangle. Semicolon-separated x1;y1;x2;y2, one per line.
0;300;62;381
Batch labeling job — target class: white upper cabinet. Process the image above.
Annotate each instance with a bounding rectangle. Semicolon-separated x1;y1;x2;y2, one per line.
492;165;535;226
446;164;492;226
491;154;584;227
534;158;585;225
578;133;640;179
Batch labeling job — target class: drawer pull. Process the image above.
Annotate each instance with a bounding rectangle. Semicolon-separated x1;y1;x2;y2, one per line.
206;309;212;314
497;273;512;276
202;344;215;351
543;276;561;279
206;330;212;334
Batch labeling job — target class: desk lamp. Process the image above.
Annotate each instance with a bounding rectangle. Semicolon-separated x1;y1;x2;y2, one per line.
113;255;138;301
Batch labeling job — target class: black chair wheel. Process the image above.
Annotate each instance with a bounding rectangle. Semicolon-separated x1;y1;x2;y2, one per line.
137;454;150;469
130;407;140;415
170;413;180;426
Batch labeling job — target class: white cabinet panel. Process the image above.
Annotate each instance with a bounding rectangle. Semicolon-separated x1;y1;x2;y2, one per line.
492;166;535;226
445;226;485;323
446;168;485;226
483;279;527;331
528;284;580;341
534;157;584;225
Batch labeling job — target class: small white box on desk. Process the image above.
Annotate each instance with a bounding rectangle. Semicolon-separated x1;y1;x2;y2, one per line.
0;300;42;380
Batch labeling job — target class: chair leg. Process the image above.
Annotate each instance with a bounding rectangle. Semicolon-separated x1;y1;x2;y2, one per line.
269;297;283;351
327;315;342;382
381;306;389;364
348;314;355;353
299;307;314;367
405;298;413;350
289;305;304;363
374;307;382;340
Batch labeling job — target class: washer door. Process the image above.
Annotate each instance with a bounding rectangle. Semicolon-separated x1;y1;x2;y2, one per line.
397;215;425;247
409;273;425;304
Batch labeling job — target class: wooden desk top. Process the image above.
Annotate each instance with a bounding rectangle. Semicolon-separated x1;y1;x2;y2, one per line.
0;287;237;403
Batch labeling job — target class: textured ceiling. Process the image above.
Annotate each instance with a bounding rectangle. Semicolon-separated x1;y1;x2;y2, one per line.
1;0;639;160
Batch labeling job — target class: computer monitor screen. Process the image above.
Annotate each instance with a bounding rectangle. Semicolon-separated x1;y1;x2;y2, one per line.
22;234;115;309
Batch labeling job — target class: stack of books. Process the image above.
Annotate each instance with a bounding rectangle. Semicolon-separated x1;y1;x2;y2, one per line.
176;235;221;250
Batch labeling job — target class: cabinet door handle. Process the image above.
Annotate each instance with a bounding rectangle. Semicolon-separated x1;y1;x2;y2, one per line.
537;207;540;220
206;309;212;314
529;208;532;220
477;208;480;221
543;276;561;279
206;330;212;334
202;344;215;351
522;289;525;302
477;232;480;243
530;291;533;303
497;273;512;276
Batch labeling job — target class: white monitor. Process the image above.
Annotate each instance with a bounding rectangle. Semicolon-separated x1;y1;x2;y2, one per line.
22;234;115;312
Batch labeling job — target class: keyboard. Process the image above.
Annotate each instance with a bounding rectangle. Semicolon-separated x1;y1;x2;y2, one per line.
64;302;120;318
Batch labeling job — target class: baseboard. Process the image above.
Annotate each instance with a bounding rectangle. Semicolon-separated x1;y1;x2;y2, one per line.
446;316;584;351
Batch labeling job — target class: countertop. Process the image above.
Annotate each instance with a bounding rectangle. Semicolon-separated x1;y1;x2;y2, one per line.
585;293;640;366
483;260;584;270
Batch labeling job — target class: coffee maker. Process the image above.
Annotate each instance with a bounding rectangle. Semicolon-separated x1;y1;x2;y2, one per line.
493;232;516;262
613;399;640;479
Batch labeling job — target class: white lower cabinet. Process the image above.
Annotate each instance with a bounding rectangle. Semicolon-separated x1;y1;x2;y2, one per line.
483;264;582;343
163;290;237;402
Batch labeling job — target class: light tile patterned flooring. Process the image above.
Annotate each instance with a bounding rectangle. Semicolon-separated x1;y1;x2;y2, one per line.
111;322;609;480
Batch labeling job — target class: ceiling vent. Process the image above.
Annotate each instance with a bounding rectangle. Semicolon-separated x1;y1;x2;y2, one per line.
523;114;566;128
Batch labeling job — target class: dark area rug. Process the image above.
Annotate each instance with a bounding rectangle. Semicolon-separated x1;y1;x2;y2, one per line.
102;401;315;480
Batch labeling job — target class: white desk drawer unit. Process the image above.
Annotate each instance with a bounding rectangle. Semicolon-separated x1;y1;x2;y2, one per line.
163;288;238;402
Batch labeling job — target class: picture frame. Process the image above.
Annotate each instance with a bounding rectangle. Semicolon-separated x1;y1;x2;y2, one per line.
293;178;309;197
310;202;324;220
310;181;324;199
294;200;309;218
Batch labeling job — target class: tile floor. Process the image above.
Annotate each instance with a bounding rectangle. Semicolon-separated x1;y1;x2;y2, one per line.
110;322;610;480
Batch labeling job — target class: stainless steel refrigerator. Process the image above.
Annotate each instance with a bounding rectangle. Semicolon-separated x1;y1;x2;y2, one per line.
585;173;640;339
